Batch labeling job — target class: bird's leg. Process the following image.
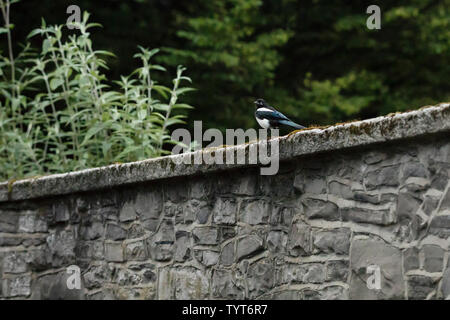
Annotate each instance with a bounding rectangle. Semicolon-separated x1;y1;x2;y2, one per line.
266;127;277;142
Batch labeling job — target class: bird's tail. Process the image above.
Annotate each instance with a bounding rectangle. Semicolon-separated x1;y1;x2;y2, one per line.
279;119;306;129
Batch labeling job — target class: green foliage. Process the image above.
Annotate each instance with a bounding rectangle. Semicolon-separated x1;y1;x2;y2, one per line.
4;0;449;132
281;0;450;124
159;0;292;130
0;2;194;180
160;0;450;128
294;71;387;124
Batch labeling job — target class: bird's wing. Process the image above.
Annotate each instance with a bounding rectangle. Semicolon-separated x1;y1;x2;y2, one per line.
255;108;290;121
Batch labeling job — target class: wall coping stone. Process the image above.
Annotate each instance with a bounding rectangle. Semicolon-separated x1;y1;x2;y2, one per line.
1;102;449;202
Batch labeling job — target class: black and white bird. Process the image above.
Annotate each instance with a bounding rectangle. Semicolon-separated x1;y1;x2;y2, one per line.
254;98;305;130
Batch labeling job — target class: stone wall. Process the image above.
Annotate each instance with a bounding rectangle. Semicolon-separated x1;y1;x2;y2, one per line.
0;103;449;300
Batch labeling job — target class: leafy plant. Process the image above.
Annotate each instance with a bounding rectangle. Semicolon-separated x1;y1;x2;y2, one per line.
0;0;194;181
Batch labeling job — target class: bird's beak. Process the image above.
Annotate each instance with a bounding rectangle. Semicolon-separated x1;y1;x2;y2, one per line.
253;100;257;104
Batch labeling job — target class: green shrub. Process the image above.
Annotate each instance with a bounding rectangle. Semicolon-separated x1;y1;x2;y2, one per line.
0;2;194;181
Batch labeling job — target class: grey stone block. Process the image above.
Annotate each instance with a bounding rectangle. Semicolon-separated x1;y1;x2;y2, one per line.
287;222;311;256
220;226;236;241
272;290;301;300
0;236;22;246
114;286;155;300
196;204;211;224
83;263;113;289
47;229;77;267
407;275;438;300
53;202;70;222
75;241;104;261
422;195;440;216
349;237;404;299
363;152;387;165
380;193;398;204
267;231;288;254
22;236;47;247
164;202;183;220
18;210;47;233
105;242;124;262
86;288;115;300
302;263;326;283
396;192;422;219
364;165;400;190
326;260;349;282
354;192;379;204
119;201;136;222
270;206;293;227
276;263;325;285
159;267;210;299
233;175;258;196
213;197;237;225
422;245;444;273
192;227;219;245
316;285;348;300
3;251;28;274
313;228;351;255
134;191;163;231
80;221;104;240
164;184;188;203
125;240;148;261
260;173;294;197
275;264;302;285
31;271;85;300
3;274;31;298
246;260;274;298
329;181;353;199
302;198;339;221
99;205;119;222
153;220;175;243
429;215;450;238
341;207;395;225
190;179;212;199
148;242;173;262
105;223;126;240
0;210;19;233
304;176;327;194
236;235;263;261
127;223;146;239
147;220;174;261
212;269;244;299
220;241;234;266
182;199;209;224
431;172;448;191
303;289;320;300
114;268;153;286
294;170;326;194
403;247;420;272
402;162;428;180
440;188;450;212
240;200;270;225
196;250;219;267
174;231;190;262
441;264;450;299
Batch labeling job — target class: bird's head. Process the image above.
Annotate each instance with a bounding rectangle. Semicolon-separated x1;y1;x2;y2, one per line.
254;98;267;109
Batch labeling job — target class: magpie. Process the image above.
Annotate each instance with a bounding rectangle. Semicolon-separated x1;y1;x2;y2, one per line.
254;98;305;130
